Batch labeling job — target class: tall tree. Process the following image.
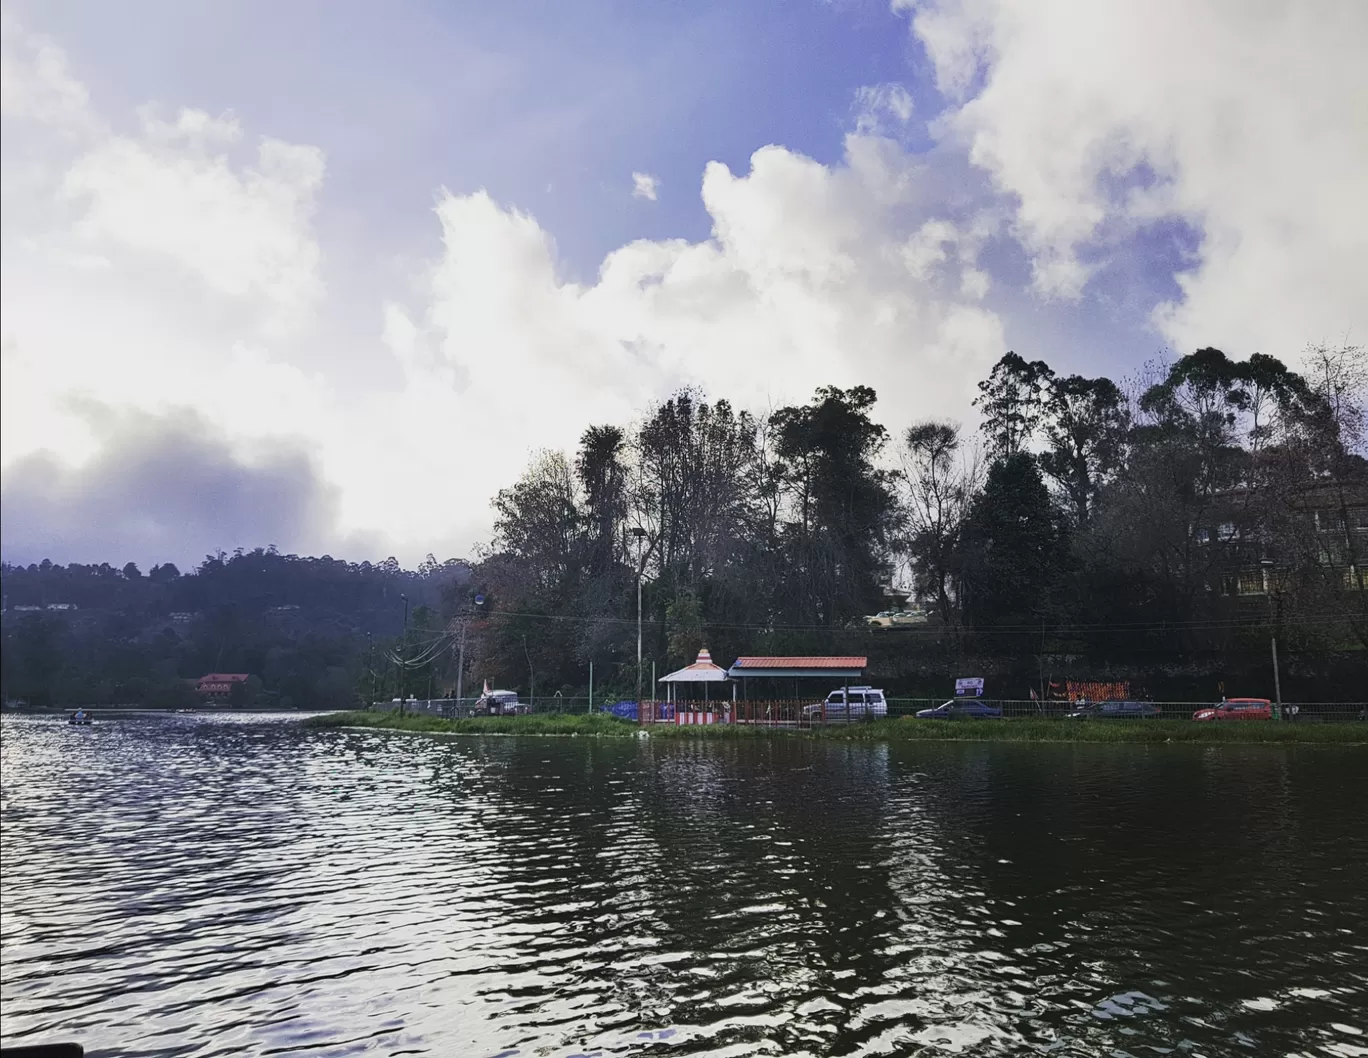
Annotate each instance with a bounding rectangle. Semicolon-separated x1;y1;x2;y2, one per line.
1302;342;1367;457
900;420;977;625
632;391;759;592
974;352;1052;461
772;386;896;625
961;453;1068;629
575;425;628;577
492;451;580;591
1038;374;1127;527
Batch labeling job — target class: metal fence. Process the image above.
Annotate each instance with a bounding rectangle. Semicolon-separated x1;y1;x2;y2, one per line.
366;695;1367;723
883;699;1368;722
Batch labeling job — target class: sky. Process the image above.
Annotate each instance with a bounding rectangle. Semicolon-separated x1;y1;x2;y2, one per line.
3;0;1366;571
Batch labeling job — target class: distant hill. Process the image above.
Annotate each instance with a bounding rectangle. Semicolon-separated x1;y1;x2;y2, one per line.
1;548;470;709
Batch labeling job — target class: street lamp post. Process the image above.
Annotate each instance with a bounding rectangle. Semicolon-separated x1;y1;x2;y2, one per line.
523;634;534;710
457;592;485;707
1260;560;1283;718
631;527;648;706
400;593;410;711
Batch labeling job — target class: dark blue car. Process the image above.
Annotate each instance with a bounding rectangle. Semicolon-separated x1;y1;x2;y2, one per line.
916;699;1003;719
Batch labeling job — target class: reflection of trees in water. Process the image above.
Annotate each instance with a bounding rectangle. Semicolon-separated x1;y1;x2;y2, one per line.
623;739;915;1047
305;734;1368;1057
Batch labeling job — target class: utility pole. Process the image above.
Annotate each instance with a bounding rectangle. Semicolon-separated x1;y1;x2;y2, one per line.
457;591;486;707
589;661;594;715
400;593;410;712
523;634;534;710
367;632;374;708
632;526;647;704
1260;560;1283;718
1270;635;1283;714
455;619;467;704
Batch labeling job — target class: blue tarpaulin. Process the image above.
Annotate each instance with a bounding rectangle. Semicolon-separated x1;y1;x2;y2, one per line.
602;701;675;721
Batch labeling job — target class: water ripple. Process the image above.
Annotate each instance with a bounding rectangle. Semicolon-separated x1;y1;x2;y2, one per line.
2;714;1366;1057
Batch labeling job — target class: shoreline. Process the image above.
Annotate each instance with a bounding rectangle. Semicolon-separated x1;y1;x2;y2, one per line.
303;711;1368;745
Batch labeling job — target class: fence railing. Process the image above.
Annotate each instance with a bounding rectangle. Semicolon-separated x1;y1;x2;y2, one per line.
879;699;1367;721
366;695;1368;722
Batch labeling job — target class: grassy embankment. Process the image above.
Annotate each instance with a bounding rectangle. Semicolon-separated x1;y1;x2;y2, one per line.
304;711;1366;744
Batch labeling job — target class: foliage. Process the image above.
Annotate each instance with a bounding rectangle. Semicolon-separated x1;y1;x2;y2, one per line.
899;421;975;626
304;710;638;736
960;453;1069;630
6;344;1367;705
1;548;468;709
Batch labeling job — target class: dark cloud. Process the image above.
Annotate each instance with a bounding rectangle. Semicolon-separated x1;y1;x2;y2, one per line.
1;403;362;570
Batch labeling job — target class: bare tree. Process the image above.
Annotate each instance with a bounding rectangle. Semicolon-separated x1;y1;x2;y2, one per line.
899;420;979;626
1303;342;1368;456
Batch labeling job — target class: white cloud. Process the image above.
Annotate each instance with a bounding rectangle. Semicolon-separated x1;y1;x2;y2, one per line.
3;15;325;336
631;171;659;201
353;134;1005;558
61;107;325;332
4;40;1008;564
0;12;91;131
903;0;1368;355
854;83;915;135
2;16;340;562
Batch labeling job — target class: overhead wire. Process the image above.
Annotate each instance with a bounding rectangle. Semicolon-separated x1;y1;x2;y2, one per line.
469;604;1362;637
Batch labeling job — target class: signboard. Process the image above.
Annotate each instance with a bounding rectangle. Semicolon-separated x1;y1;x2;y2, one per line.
955;677;985;698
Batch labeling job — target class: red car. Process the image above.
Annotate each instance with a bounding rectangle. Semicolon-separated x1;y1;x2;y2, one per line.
1193;698;1273;721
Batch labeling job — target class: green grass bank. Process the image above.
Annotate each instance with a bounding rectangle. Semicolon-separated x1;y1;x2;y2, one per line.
304;711;1366;744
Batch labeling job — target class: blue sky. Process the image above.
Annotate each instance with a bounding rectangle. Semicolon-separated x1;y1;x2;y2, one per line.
22;2;937;275
2;0;1365;567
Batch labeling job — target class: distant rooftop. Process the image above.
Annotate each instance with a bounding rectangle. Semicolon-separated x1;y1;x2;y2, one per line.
728;656;867;679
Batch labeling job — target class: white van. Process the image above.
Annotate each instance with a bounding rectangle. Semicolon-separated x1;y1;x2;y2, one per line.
803;686;888;721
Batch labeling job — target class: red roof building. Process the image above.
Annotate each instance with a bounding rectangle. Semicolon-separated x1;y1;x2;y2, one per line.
727;656;867;678
197;673;251;696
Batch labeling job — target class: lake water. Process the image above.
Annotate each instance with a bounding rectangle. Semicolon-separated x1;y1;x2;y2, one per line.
1;714;1365;1058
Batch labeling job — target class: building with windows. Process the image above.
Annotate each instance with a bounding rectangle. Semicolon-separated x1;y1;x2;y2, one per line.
1197;481;1367;598
196;673;251;697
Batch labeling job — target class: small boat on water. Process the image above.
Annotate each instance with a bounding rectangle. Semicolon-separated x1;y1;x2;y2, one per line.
68;710;93;726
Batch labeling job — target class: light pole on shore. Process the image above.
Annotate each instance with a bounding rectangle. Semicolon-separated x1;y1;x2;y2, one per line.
631;526;648;705
1260;560;1283;717
400;593;409;710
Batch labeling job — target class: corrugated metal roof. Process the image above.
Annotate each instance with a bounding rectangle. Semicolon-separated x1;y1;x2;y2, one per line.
731;656;867;669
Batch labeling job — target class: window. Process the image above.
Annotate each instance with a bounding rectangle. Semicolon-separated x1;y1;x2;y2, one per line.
1217;522;1238;542
1196;528;1211;545
1237;570;1267;596
1349;507;1368;533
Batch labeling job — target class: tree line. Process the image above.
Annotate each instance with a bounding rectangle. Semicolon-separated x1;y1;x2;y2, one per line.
1;548;468;708
4;343;1365;706
469;343;1367;699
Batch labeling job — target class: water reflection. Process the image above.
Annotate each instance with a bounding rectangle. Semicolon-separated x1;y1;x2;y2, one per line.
2;715;1365;1057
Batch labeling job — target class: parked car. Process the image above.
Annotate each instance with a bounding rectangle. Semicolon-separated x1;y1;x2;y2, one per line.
865;610;929;631
1193;698;1273;721
1067;700;1161;720
916;699;1003;719
475;689;529;715
802;686;888;721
